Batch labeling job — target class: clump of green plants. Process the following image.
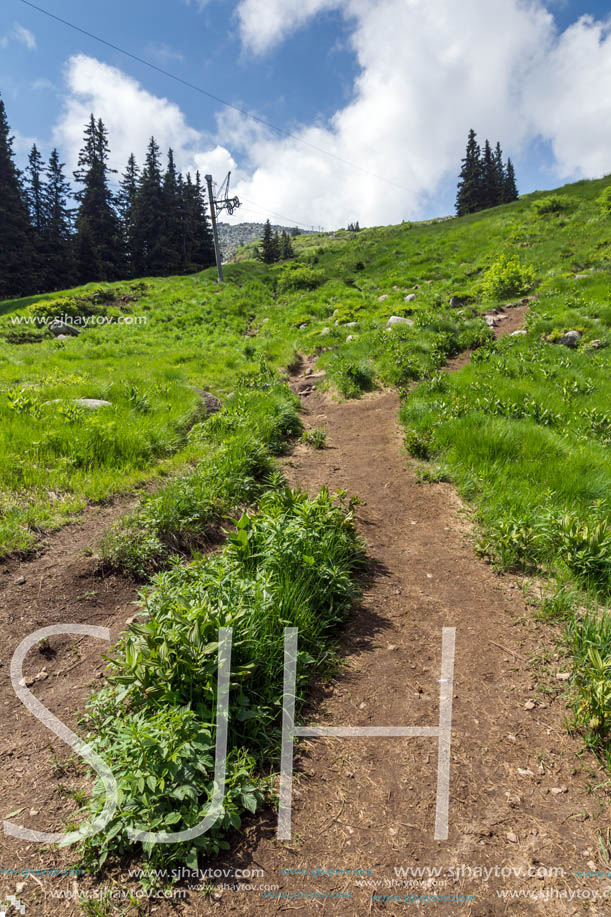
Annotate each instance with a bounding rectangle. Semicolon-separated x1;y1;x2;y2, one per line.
277;264;324;293
101;376;302;577
80;487;365;873
326;355;375;398
596;186;611;216
532;194;572;215
301;428;327;449
481;255;535;299
566;610;611;768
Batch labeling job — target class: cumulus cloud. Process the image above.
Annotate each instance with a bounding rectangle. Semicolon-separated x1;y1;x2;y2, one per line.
52;55;228;176
50;2;611;227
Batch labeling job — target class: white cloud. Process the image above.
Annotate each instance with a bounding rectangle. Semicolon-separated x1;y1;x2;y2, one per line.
14;24;36;51
1;23;37;51
52;55;227;177
50;2;611;228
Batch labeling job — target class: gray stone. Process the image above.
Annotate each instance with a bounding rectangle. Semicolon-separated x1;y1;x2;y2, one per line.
74;398;112;410
49;319;80;337
387;315;414;328
559;330;581;348
378;294;389;302
590;339;604;350
298;323;308;330
196;391;222;415
449;296;463;308
484;315;497;327
344;321;358;327
320;327;331;335
346;335;355;343
404;293;417;302
511;330;527;337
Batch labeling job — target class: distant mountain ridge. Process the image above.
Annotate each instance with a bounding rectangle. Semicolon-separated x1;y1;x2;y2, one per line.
217;222;315;260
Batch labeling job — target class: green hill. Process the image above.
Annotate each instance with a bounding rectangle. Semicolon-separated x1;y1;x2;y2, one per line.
1;173;610;585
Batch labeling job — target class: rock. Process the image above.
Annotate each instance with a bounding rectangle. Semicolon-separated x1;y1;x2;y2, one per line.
298;323;308;330
550;786;568;795
261;317;269;323
506;832;518;844
74;399;112;410
14;575;26;585
18;676;34;687
387;315;414;328
555;672;570;681
574;273;589;279
524;701;536;710
344;321;358;327
378;294;389;302
49;319;80;337
305;368;313;376
559;330;581;348
483;315;497;327
413;284;420;290
346;335;355;343
320;327;331;335
449;296;463;308
517;767;534;777
404;293;417;302
590;339;604;350
16;881;25;894
511;329;527;336
55;334;69;341
196;391;222;416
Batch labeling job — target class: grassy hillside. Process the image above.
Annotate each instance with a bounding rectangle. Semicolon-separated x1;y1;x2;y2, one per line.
1;175;609;561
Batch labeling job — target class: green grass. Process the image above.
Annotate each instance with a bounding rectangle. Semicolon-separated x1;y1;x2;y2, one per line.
1;173;610;557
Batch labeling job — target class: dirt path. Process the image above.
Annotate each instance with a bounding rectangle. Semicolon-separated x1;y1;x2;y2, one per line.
204;357;606;916
1;307;608;915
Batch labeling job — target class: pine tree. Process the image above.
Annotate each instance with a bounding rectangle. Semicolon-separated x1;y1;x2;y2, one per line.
191;172;215;270
503;158;518;202
0;95;35;298
280;230;294;260
455;129;482;216
73;114;121;282
117;153;139;278
271;230;281;263
257;219;277;264
480;140;497;210
493;142;505;206
25;143;46;289
132;136;164;276
160;148;183;275
44;149;73;290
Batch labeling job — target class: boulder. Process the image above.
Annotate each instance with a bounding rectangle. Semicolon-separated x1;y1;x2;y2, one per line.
511;330;527;337
344;321;358;327
49;319;80;337
404;293;417;302
590;339;604;350
387;315;414;328
483;315;497;327
378;294;389;302
346;335;355;343
200;391;223;415
74;398;112;410
320;327;331;335
559;330;581;348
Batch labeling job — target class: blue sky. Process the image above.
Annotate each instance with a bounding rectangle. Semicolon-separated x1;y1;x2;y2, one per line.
1;0;611;228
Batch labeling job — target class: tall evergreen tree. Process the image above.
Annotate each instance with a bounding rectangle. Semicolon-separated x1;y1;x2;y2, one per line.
191;172;215;270
73;114;121;282
455;129;482;216
132;136;164;276
257;220;278;264
503;158;518;202
480;139;497;210
25;143;47;289
493;141;506;205
0;96;35;298
280;230;294;260
160;148;183;275
117;153;139;278
44;149;73;290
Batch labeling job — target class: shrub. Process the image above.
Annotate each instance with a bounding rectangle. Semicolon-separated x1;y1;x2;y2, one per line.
532;194;572;215
326;356;375;398
481;255;535;299
277;265;324;293
596;186;611;216
301;428;327;449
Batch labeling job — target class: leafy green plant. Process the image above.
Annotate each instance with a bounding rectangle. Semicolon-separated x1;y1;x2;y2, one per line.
481;255;535;299
566;611;611;766
596;186;611;216
532;194;572;215
301;428;327;449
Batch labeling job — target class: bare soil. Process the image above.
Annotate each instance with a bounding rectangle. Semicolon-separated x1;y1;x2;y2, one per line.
0;305;609;916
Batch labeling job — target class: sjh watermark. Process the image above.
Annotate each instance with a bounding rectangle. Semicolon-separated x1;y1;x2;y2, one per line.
4;623;455;847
